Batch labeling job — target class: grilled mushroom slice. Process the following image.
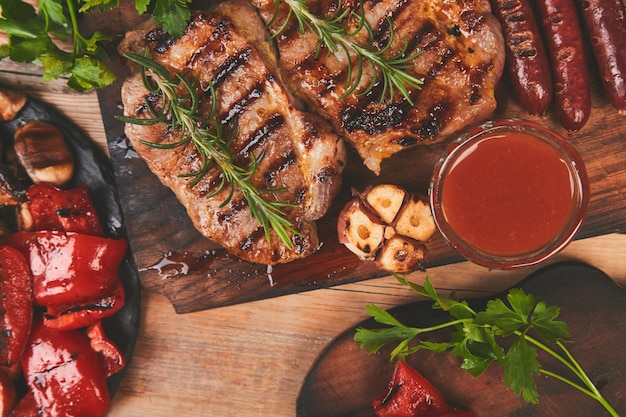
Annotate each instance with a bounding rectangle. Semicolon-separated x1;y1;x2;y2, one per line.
13;120;74;186
0;88;26;122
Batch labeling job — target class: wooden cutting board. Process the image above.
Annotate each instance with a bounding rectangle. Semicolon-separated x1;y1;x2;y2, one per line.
296;261;626;417
91;5;626;313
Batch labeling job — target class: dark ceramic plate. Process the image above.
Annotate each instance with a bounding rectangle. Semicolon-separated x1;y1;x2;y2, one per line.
0;97;140;396
297;261;626;417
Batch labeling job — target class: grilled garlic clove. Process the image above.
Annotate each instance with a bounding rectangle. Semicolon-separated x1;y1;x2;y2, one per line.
375;235;426;274
394;194;436;242
337;183;436;273
337;198;386;259
364;183;406;224
13;120;74;187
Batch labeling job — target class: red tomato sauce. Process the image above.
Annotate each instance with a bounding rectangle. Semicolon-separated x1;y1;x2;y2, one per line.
440;131;575;257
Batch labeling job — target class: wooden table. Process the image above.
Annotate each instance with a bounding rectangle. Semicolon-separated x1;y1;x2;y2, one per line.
2;61;626;417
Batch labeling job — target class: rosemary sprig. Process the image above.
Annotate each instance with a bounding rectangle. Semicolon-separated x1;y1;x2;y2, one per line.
269;0;424;104
117;52;298;249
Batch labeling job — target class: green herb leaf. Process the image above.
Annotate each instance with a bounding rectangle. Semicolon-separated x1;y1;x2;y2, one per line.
269;0;423;104
0;0;116;91
503;338;540;403
354;275;620;416
529;301;570;343
117;52;299;249
475;298;526;336
67;56;116;91
151;0;191;37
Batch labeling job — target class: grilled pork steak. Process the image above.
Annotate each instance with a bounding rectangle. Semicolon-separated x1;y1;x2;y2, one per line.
252;0;506;174
119;1;346;265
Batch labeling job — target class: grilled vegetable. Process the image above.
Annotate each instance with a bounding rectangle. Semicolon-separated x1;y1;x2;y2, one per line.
394;193;437;243
575;0;626;112
375;236;427;275
337;184;435;273
0;367;16;417
537;0;592;131
0;89;26;123
13;120;74;187
337;198;387;260
26;182;104;236
372;360;475;417
22;318;111;417
0;245;33;369
490;0;554;114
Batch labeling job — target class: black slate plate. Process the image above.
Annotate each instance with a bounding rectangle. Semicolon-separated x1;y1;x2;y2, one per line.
297;261;626;417
0;97;140;396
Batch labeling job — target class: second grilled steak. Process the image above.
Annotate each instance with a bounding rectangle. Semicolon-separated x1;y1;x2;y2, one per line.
119;2;346;265
252;0;506;174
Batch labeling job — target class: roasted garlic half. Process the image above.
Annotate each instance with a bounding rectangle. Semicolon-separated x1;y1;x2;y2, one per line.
337;184;436;273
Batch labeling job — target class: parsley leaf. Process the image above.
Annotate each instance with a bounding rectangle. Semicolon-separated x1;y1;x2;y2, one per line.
0;0;194;91
503;337;540;403
354;276;620;416
151;0;191;37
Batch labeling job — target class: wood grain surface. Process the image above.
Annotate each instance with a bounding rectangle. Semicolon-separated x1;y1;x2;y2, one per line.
1;5;625;417
297;261;626;417
91;6;626;313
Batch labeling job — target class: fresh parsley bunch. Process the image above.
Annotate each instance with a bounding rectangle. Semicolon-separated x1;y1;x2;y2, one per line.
0;0;191;91
354;275;620;417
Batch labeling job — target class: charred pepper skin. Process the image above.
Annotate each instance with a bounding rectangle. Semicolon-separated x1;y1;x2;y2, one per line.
0;245;33;367
22;318;111;417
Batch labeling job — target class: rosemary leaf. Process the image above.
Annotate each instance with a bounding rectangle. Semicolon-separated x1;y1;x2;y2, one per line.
271;0;424;104
117;52;299;249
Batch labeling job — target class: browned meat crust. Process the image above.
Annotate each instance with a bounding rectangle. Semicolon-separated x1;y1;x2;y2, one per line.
252;0;505;174
119;1;346;265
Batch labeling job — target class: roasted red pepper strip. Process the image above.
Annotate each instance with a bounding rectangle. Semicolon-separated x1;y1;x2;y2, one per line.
9;230;127;306
22;318;110;417
0;245;33;367
26;183;104;237
8;390;39;417
373;360;474;417
85;320;127;378
44;282;125;331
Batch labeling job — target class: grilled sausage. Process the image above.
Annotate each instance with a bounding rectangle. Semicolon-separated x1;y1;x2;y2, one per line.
537;0;592;131
575;0;626;112
490;0;553;114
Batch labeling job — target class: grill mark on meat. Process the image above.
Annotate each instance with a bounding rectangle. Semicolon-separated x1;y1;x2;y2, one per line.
203;47;253;90
134;91;162;116
300;119;323;151
216;197;249;224
427;48;455;80
221;82;265;125
468;61;496;105
145;28;176;54
316;165;340;184
341;100;412;134
263;148;297;185
240;113;285;155
415;101;448;139
209;16;231;41
372;0;411;48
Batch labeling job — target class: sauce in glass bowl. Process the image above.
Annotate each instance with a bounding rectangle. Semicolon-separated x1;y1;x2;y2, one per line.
429;119;589;269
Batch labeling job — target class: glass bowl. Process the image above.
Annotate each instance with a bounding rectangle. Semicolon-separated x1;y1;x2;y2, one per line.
429;119;589;269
